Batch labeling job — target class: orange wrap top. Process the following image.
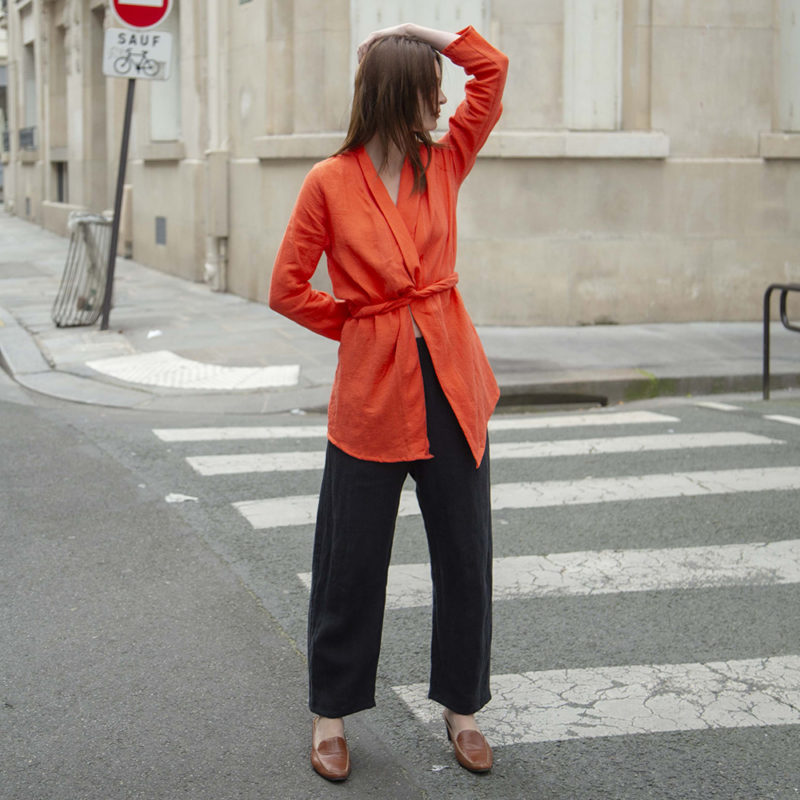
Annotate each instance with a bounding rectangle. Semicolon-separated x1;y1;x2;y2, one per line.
269;27;509;466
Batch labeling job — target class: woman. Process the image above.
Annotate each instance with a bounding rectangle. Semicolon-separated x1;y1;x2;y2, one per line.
269;22;508;782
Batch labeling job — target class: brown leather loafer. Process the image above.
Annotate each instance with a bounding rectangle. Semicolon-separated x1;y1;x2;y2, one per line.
310;717;351;782
444;713;493;773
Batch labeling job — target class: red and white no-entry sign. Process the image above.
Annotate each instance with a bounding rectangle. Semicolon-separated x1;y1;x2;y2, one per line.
110;0;173;30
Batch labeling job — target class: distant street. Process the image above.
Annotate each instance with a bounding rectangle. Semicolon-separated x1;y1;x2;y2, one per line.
2;374;800;799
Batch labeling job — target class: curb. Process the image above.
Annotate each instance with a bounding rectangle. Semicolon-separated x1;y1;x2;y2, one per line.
4;303;800;413
495;370;800;408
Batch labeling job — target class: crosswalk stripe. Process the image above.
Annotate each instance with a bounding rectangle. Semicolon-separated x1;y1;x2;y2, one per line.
393;655;800;745
491;431;777;459
234;467;800;529
297;539;800;609
188;451;326;475
152;425;328;442
185;432;779;476
152;410;679;443
764;414;800;427
488;410;679;431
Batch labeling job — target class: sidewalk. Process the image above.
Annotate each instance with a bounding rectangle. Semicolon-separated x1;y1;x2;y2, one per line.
1;210;799;412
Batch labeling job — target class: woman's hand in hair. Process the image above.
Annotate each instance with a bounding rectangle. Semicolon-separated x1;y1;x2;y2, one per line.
357;24;458;62
357;23;412;62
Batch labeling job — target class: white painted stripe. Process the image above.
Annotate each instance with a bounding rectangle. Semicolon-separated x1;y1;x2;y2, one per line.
297;539;800;610
153;410;679;443
187;450;326;475
489;468;800;511
696;401;742;412
153;425;328;442
235;467;800;529
393;655;800;745
488;410;679;431
187;432;779;476
88;350;300;390
765;414;800;427
491;432;777;460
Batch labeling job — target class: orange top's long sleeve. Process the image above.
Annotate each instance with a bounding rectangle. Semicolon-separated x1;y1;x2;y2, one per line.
269;26;509;466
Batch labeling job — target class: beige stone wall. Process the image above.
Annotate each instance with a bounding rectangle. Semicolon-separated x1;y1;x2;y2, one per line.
128;159;205;283
457;157;800;325
5;0;800;324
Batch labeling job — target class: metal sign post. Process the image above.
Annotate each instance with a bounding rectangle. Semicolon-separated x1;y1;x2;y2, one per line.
100;77;135;331
99;0;174;330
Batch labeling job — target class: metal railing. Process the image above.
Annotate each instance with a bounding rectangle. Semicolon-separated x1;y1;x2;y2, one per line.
19;126;36;150
762;282;800;399
52;213;113;327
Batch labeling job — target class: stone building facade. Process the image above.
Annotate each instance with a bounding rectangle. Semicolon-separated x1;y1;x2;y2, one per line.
2;0;800;325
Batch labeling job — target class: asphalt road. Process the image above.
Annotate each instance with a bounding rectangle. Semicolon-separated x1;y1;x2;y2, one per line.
2;372;800;799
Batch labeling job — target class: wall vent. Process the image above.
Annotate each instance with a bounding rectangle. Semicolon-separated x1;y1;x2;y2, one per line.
155;216;167;245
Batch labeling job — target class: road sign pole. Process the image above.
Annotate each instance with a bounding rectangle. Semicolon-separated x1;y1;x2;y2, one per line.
101;77;135;331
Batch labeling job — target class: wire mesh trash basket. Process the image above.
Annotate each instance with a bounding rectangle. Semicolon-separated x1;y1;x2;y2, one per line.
51;212;113;327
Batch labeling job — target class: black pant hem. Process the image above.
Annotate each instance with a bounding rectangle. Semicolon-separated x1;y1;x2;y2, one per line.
309;698;377;718
428;689;492;716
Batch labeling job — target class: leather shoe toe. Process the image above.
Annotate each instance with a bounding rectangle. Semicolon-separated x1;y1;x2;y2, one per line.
445;716;493;773
310;718;351;781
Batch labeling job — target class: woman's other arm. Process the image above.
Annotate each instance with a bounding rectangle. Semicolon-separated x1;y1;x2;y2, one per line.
439;27;509;183
269;168;348;341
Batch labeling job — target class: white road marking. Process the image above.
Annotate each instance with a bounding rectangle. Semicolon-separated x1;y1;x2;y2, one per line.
764;414;800;427
185;432;779;476
88;350;299;390
188;450;326;475
153;410;680;443
489;410;679;431
153;425;329;442
235;467;800;529
164;492;198;504
491;431;777;459
393;655;800;745
695;401;742;412
297;539;800;610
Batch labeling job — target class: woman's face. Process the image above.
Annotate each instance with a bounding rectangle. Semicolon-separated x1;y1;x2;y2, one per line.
419;61;447;131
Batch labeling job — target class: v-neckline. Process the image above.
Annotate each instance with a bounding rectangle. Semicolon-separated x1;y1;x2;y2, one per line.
362;146;408;208
355;147;422;277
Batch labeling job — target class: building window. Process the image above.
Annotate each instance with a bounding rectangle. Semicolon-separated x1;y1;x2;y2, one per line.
53;161;68;203
19;126;36;150
49;24;67;149
779;0;800;131
150;1;181;141
23;41;37;131
563;0;622;130
1;64;8;151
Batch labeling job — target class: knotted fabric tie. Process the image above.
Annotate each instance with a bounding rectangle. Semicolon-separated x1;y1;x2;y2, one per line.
349;273;459;319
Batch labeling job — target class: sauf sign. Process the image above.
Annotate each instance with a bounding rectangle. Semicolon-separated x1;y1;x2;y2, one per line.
103;28;173;79
103;0;174;80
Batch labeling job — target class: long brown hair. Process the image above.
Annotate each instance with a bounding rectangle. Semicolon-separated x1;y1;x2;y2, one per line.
336;35;443;193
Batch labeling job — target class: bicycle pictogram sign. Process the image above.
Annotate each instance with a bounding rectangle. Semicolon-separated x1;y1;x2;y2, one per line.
102;28;173;80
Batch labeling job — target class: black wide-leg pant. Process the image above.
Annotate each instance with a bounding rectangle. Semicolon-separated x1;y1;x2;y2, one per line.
308;338;492;718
